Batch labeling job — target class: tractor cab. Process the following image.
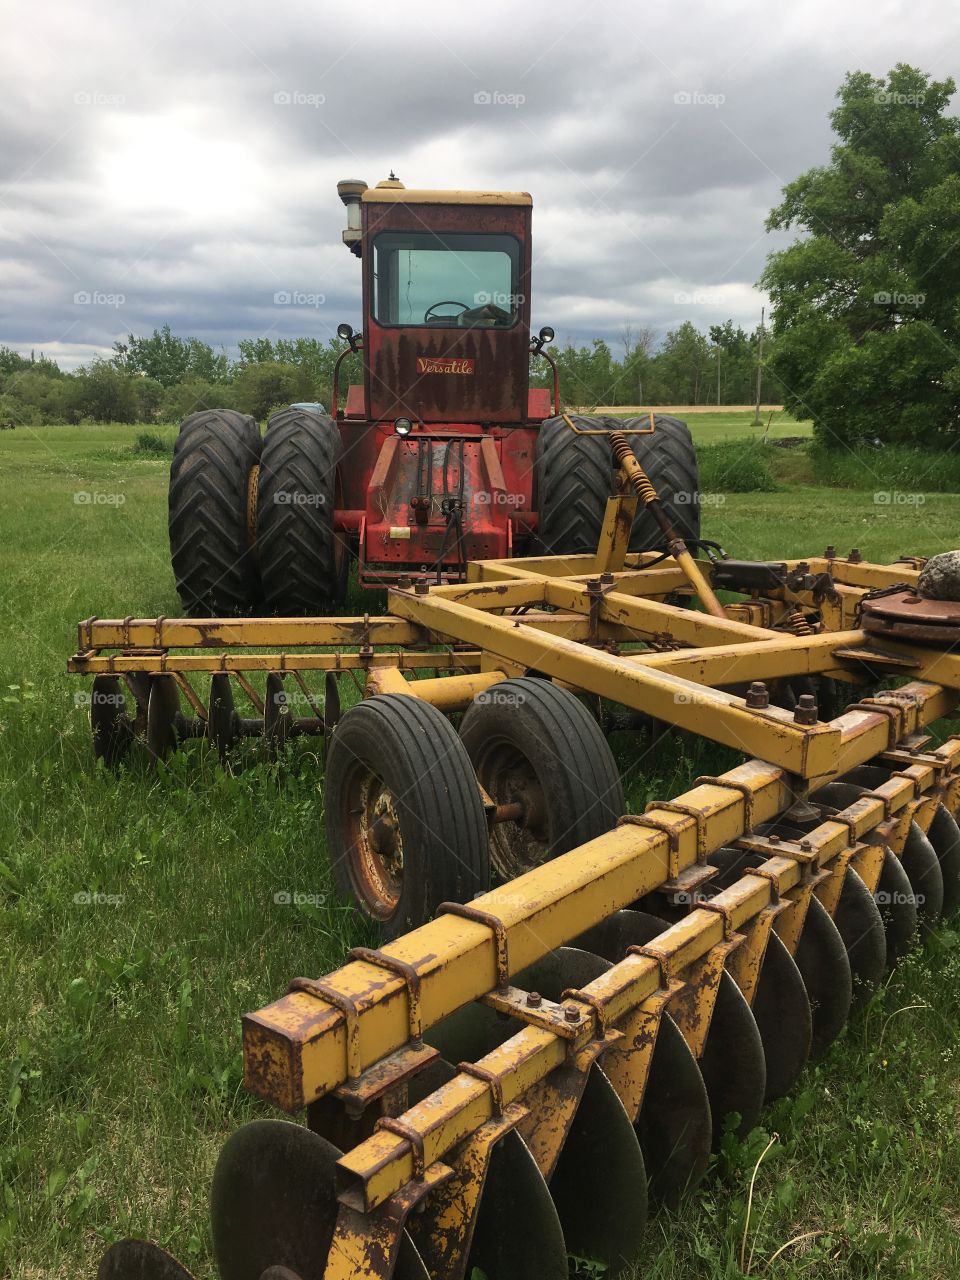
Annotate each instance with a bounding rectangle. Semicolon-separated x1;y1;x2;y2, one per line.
337;176;544;424
333;176;556;585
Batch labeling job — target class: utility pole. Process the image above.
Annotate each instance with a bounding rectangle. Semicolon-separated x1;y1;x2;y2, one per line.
754;306;765;423
716;340;721;406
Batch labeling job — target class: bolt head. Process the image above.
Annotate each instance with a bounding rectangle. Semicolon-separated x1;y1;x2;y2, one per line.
526;991;542;1008
563;1005;580;1024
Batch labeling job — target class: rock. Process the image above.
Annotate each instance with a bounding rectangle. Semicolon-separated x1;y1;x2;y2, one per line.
918;550;960;601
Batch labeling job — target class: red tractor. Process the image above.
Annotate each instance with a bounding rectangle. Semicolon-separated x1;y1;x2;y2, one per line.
168;176;701;614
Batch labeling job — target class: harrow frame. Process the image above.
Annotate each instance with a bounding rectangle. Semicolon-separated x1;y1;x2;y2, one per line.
74;491;960;1280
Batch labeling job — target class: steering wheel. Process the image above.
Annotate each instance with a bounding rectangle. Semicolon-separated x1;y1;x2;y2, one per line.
423;300;470;323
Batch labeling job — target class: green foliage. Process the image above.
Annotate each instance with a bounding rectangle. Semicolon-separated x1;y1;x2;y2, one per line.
697;441;780;493
761;64;960;446
132;431;173;458
807;441;960;492
230;361;315;421
113;324;228;387
70;360;139;424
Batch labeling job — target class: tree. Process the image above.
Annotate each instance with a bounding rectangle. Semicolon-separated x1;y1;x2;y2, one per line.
114;325;227;388
71;360;139;422
760;64;960;445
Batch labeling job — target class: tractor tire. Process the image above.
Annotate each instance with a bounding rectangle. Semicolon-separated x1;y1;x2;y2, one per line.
257;408;348;614
325;694;490;938
535;413;700;555
459;677;624;881
168;409;261;615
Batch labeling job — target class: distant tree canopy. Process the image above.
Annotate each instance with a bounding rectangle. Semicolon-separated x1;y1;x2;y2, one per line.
0;320;772;426
760;64;960;446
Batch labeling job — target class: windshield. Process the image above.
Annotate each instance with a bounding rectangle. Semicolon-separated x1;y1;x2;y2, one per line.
372;231;521;328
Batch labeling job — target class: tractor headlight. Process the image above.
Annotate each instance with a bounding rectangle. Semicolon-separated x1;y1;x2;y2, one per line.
539;325;555;345
394;417;413;437
337;322;354;342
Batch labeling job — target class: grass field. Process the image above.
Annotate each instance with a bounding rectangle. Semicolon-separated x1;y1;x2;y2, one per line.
3;420;960;1280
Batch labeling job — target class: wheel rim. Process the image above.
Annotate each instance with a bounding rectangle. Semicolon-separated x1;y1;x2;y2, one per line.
342;764;404;918
473;737;549;878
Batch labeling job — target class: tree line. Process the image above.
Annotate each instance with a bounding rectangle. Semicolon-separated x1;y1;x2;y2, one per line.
0;319;772;427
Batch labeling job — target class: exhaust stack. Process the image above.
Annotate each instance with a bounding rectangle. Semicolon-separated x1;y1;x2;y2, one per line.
337;179;367;253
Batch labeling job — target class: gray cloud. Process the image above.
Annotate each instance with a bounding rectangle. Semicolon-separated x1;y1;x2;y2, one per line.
0;0;956;367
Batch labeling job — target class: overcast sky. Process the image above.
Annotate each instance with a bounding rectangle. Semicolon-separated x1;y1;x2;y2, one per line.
0;0;956;369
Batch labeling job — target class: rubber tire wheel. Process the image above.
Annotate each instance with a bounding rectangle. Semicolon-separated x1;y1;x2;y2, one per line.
535;413;700;555
458;677;624;881
325;694;490;938
168;409;261;615
257;408;347;613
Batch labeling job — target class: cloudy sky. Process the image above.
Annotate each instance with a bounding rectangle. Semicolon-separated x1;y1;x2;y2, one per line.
0;0;956;369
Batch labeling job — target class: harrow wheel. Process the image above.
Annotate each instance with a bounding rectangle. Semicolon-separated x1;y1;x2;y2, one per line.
168;409;262;616
326;694;489;936
459;678;623;880
210;1120;428;1280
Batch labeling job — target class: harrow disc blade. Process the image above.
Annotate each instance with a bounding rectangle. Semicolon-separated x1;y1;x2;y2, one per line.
699;968;767;1141
263;673;289;760
815;782;923;957
208;673;239;761
845;765;949;926
578;909;764;1145
210;1119;427;1280
700;846;851;1061
768;815;888;1003
91;675;135;767
573;911;711;1203
467;1128;568;1280
98;1240;196;1280
146;675;180;764
793;895;852;1058
928;803;960;914
407;1061;568;1280
750;931;812;1102
427;948;647;1274
547;1062;647;1277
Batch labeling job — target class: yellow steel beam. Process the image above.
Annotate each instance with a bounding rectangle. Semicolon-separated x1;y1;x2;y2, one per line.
364;669;506;709
67;651;484;675
542;581;771;644
638;629;867;684
76;616;427;650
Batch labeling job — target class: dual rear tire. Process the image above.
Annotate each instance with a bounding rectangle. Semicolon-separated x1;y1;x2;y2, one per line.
168;407;347;615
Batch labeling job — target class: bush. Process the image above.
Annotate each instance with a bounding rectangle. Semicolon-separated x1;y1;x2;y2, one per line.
697;441;780;495
807;443;960;492
132;431;173;458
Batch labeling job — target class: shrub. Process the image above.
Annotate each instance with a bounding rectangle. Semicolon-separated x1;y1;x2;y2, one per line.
697;441;780;495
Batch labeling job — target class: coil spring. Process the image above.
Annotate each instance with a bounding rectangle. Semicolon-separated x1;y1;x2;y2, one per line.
783;605;815;636
609;432;659;506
